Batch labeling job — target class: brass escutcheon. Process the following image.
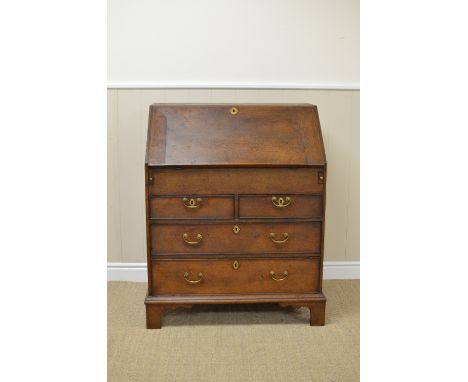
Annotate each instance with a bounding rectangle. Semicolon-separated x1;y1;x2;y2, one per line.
272;196;291;208
230;107;238;115
233;225;240;234
232;260;240;270
183;197;202;208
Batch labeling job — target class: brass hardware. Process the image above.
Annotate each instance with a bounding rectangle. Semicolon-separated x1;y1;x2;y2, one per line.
183;271;203;284
182;233;203;246
269;270;289;282
232;260;240;270
318;172;324;184
271;196;291;208
148;177;153;182
230;107;238;115
233;225;240;234
269;232;289;244
183;197;202;209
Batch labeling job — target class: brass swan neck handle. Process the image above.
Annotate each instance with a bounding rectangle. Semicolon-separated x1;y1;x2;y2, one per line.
269;271;289;282
182;233;203;246
183;272;203;283
269;232;289;244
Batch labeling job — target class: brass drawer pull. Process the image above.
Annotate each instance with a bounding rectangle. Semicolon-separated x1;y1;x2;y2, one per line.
182;233;203;246
269;232;289;244
269;270;289;282
271;196;291;208
184;272;203;284
183;197;202;208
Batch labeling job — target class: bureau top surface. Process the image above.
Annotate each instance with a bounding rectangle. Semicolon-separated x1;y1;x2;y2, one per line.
146;104;326;167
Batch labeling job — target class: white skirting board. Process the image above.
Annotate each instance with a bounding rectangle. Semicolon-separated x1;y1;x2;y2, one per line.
107;261;360;282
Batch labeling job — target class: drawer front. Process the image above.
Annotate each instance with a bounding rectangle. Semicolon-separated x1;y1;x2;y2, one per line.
151;222;321;254
151;257;320;294
239;195;322;219
149;168;324;195
150;196;234;219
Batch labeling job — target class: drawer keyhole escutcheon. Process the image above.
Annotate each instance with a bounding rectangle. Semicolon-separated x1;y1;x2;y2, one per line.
272;196;291;208
183;197;202;208
230;107;238;115
232;260;240;270
233;225;240;234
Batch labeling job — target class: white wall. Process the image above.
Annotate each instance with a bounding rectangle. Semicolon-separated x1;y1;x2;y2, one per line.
108;0;359;88
107;1;360;266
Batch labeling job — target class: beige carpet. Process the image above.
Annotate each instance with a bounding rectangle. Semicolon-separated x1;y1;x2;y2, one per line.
108;280;359;382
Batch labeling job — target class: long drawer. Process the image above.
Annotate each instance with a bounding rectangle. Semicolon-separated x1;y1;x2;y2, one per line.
149;168;324;195
151;257;320;294
150;222;321;254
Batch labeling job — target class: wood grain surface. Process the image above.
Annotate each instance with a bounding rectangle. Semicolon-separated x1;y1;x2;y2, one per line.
151;257;320;294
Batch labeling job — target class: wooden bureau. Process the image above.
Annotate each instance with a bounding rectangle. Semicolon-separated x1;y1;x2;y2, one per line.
144;104;327;328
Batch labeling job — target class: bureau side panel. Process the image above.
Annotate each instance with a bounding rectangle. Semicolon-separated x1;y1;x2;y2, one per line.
145;164;153;294
319;164;327;290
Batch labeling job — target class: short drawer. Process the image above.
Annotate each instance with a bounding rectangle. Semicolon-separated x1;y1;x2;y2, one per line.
149;168;324;195
151;222;321;254
150;195;234;219
239;195;322;219
151;257;320;294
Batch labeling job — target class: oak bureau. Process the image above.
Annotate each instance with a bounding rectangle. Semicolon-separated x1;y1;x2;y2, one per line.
144;104;327;329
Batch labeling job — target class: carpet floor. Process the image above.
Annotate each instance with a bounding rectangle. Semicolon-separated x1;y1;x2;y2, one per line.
108;280;359;382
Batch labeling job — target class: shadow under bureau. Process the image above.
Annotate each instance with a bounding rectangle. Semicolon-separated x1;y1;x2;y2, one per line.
144;104;327;328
